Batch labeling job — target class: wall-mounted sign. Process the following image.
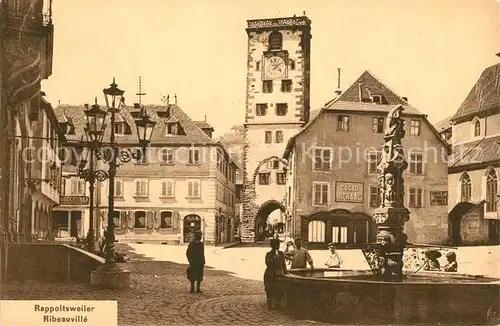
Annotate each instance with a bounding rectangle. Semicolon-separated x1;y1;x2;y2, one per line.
335;181;364;203
60;196;89;206
430;191;448;206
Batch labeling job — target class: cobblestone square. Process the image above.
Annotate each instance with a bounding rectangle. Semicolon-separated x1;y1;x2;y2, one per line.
2;244;499;325
1;244;327;326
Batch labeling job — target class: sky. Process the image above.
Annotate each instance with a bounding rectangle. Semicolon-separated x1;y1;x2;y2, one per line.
42;0;500;137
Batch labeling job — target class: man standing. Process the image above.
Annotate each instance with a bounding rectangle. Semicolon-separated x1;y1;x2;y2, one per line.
186;230;205;293
264;238;288;309
285;237;314;269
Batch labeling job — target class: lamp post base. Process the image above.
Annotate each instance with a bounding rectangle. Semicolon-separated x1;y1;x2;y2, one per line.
90;262;131;289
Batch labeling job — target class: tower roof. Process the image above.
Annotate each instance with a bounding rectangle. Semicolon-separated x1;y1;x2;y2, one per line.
451;62;500;122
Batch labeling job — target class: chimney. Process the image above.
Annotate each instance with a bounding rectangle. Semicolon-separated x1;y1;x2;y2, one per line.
204;115;207;122
58;100;60;106
175;94;177;105
358;83;363;101
335;68;342;96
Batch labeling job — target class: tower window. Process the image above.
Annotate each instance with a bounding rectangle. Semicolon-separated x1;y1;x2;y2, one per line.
259;173;270;185
265;131;272;143
289;59;296;70
275;130;283;143
276;103;288;116
268;31;283;51
256;104;268;116
256;61;261;71
281;80;292;93
263;80;273;93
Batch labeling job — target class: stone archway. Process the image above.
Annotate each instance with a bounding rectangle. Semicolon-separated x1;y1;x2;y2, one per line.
251;156;288;187
254;200;286;241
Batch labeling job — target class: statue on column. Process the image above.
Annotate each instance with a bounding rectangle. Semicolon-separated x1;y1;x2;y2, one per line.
372;105;410;281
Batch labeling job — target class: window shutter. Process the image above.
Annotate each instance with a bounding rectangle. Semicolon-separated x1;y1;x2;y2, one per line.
188;181;193;197
135;181;140;196
120;211;128;229
173;211;180;230
161;181;167;196
146;211;154;228
195;181;200;197
71;180;77;194
127;211;135;228
153;211;161;229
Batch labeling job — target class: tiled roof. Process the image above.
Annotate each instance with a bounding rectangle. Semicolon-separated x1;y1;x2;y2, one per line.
283;71;449;159
325;101;424;116
434;116;453;132
448;136;500;168
194;121;214;130
451;63;500;121
54;103;217;146
336;70;409;105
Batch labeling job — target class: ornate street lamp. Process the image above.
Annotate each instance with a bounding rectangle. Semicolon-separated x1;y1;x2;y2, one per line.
89;78;155;288
135;108;156;148
70;99;109;253
84;98;107;142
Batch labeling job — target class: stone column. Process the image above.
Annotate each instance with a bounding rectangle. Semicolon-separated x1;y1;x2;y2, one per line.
372;106;410;281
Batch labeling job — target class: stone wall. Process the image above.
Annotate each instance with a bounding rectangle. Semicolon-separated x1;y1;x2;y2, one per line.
6;243;104;283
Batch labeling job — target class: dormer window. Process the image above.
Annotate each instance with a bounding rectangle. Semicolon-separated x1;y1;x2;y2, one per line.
114;122;124;135
372;95;382;103
166;123;178;136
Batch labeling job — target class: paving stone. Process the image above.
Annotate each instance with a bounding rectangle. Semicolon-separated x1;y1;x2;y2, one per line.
0;260;326;325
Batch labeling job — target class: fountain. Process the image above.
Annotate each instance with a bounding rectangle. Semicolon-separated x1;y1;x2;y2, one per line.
276;106;500;324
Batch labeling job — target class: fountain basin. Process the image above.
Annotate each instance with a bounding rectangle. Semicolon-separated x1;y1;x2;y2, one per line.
276;268;500;324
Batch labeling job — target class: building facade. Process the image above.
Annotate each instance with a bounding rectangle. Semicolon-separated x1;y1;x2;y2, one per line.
447;58;500;245
283;71;450;248
241;15;312;242
54;101;238;245
0;0;60;281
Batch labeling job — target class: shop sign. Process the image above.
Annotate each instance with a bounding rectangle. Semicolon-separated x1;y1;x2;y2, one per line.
60;196;89;205
335;181;364;203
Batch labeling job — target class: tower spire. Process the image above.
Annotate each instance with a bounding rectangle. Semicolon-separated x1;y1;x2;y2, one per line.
136;76;146;105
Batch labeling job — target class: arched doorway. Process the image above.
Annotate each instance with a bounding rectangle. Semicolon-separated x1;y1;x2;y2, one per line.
254;200;285;242
448;201;482;246
183;214;202;243
302;209;375;249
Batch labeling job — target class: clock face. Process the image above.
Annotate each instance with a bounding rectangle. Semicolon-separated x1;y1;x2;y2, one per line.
264;56;286;79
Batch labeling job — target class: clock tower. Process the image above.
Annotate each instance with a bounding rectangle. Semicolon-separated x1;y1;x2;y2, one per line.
241;16;312;242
